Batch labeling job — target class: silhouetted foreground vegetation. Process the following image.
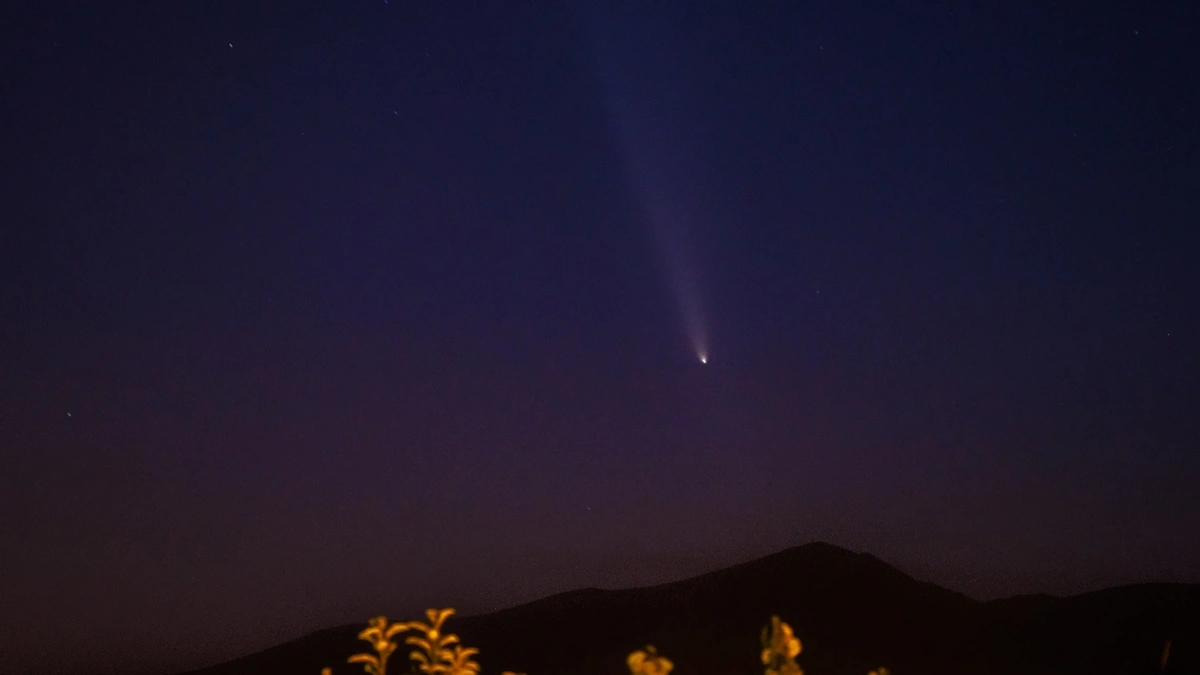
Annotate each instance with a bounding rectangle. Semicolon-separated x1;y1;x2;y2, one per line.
319;608;891;675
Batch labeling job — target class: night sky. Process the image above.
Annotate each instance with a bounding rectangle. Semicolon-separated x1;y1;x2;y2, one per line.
2;2;1198;673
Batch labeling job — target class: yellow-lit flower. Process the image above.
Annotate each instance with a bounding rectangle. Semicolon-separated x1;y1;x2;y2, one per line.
761;616;802;675
627;645;674;675
401;608;484;675
446;644;481;675
359;617;392;653
346;616;411;675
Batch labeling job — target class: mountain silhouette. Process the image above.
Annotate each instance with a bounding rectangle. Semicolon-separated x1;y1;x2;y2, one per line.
174;543;1198;675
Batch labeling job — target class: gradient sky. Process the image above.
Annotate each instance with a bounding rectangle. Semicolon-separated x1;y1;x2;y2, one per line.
2;2;1198;674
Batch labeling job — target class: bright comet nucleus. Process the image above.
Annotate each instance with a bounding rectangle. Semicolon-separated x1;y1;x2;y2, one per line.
698;352;708;364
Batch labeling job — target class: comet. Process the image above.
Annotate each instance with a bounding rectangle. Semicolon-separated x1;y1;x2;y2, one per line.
582;2;712;365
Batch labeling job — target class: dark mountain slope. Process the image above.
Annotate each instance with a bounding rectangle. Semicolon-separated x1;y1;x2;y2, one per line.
176;543;1197;675
980;584;1200;674
448;543;981;675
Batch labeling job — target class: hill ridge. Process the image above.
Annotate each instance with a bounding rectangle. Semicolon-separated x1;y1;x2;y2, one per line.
173;542;1198;675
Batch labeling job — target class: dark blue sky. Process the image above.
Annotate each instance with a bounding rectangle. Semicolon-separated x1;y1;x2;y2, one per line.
2;2;1198;673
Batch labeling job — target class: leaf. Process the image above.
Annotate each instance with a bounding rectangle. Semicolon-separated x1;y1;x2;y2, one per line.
407;636;434;651
386;622;412;639
439;633;461;647
429;608;455;626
